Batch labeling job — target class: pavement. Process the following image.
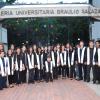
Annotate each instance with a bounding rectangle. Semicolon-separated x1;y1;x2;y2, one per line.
86;82;100;96
0;79;100;100
86;69;100;96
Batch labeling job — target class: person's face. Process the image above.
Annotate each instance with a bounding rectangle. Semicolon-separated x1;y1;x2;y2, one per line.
33;45;37;50
96;42;100;48
89;41;94;48
76;44;79;48
1;52;5;57
38;48;41;52
22;46;26;52
0;44;3;50
47;57;51;62
66;43;70;49
11;44;15;50
54;47;57;51
45;47;47;51
62;46;65;51
70;46;72;50
57;44;60;50
17;48;20;54
8;50;12;55
41;47;44;51
80;41;84;47
29;47;33;53
48;46;51;51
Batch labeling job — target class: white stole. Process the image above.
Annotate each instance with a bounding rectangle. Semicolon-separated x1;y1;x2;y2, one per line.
71;51;75;66
11;57;14;75
93;47;96;65
45;61;53;73
15;56;23;71
5;57;10;75
78;47;86;64
36;53;43;70
51;51;55;67
87;47;96;65
67;51;70;67
57;51;60;67
98;48;100;66
0;57;7;77
60;51;66;66
27;54;34;69
7;56;14;75
81;47;86;63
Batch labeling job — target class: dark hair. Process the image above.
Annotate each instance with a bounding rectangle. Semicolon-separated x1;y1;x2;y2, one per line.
80;40;84;43
7;49;13;56
89;40;94;43
96;40;100;43
47;54;51;58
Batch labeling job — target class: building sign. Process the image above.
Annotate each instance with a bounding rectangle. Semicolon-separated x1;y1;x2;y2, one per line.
0;4;100;18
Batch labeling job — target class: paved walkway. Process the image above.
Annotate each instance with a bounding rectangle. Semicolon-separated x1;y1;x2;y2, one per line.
0;79;100;100
86;82;100;96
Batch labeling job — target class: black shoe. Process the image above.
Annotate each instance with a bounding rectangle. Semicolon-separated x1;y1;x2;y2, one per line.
79;78;83;80
93;81;96;84
62;77;65;79
87;80;90;82
98;81;100;84
84;79;86;82
70;78;73;80
77;78;81;81
0;88;3;90
32;81;35;84
50;79;53;82
4;86;8;88
46;81;49;83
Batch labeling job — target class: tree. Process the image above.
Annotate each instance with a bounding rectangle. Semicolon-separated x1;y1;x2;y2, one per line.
6;0;16;4
2;17;89;46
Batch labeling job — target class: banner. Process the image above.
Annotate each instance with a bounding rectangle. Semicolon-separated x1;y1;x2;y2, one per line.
0;4;100;18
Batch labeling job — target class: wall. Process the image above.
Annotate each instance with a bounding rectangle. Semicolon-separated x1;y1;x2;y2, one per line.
92;0;100;41
0;26;8;52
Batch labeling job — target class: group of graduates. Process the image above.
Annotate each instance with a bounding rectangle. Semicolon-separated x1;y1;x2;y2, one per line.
0;40;100;90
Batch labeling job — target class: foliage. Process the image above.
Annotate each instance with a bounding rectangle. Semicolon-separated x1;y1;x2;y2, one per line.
2;17;89;46
6;0;16;4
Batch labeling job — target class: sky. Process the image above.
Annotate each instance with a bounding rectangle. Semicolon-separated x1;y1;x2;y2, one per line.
14;0;89;4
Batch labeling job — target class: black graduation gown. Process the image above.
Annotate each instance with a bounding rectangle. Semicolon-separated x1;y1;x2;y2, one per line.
8;55;15;84
21;52;27;83
53;51;58;79
27;53;35;83
0;57;7;88
36;53;43;81
85;47;97;82
45;61;53;82
69;50;75;78
42;51;47;79
14;54;22;84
